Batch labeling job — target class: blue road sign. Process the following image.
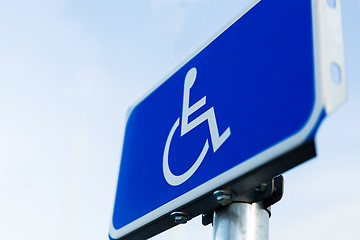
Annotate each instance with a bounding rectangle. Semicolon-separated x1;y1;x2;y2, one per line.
110;0;345;239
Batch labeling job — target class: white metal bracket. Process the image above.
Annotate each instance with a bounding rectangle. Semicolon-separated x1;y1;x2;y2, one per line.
312;0;347;114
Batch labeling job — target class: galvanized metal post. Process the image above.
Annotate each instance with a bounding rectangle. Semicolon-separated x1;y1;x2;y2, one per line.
213;201;269;240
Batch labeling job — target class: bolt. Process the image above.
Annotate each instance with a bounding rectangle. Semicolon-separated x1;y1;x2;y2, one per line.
255;183;268;192
171;212;191;224
213;190;235;205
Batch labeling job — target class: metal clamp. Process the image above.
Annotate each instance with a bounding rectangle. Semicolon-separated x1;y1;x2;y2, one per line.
202;175;284;225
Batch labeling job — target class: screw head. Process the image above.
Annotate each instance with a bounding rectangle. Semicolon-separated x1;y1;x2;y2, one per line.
171;212;191;224
255;183;268;192
213;190;235;205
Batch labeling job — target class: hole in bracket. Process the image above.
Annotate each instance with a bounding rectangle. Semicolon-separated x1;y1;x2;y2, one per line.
327;0;336;8
331;62;342;84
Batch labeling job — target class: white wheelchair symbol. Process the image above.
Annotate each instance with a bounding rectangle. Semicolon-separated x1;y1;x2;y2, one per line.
163;67;231;186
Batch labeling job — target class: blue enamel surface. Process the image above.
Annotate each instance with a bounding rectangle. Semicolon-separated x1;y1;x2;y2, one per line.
112;0;320;232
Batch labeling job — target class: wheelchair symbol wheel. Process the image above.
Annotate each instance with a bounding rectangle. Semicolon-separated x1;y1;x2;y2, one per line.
163;118;209;186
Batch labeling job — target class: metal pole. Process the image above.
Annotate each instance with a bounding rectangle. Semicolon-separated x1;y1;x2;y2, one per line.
213;201;269;240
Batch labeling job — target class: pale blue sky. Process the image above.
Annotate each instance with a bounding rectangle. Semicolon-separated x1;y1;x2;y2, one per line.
0;0;359;239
